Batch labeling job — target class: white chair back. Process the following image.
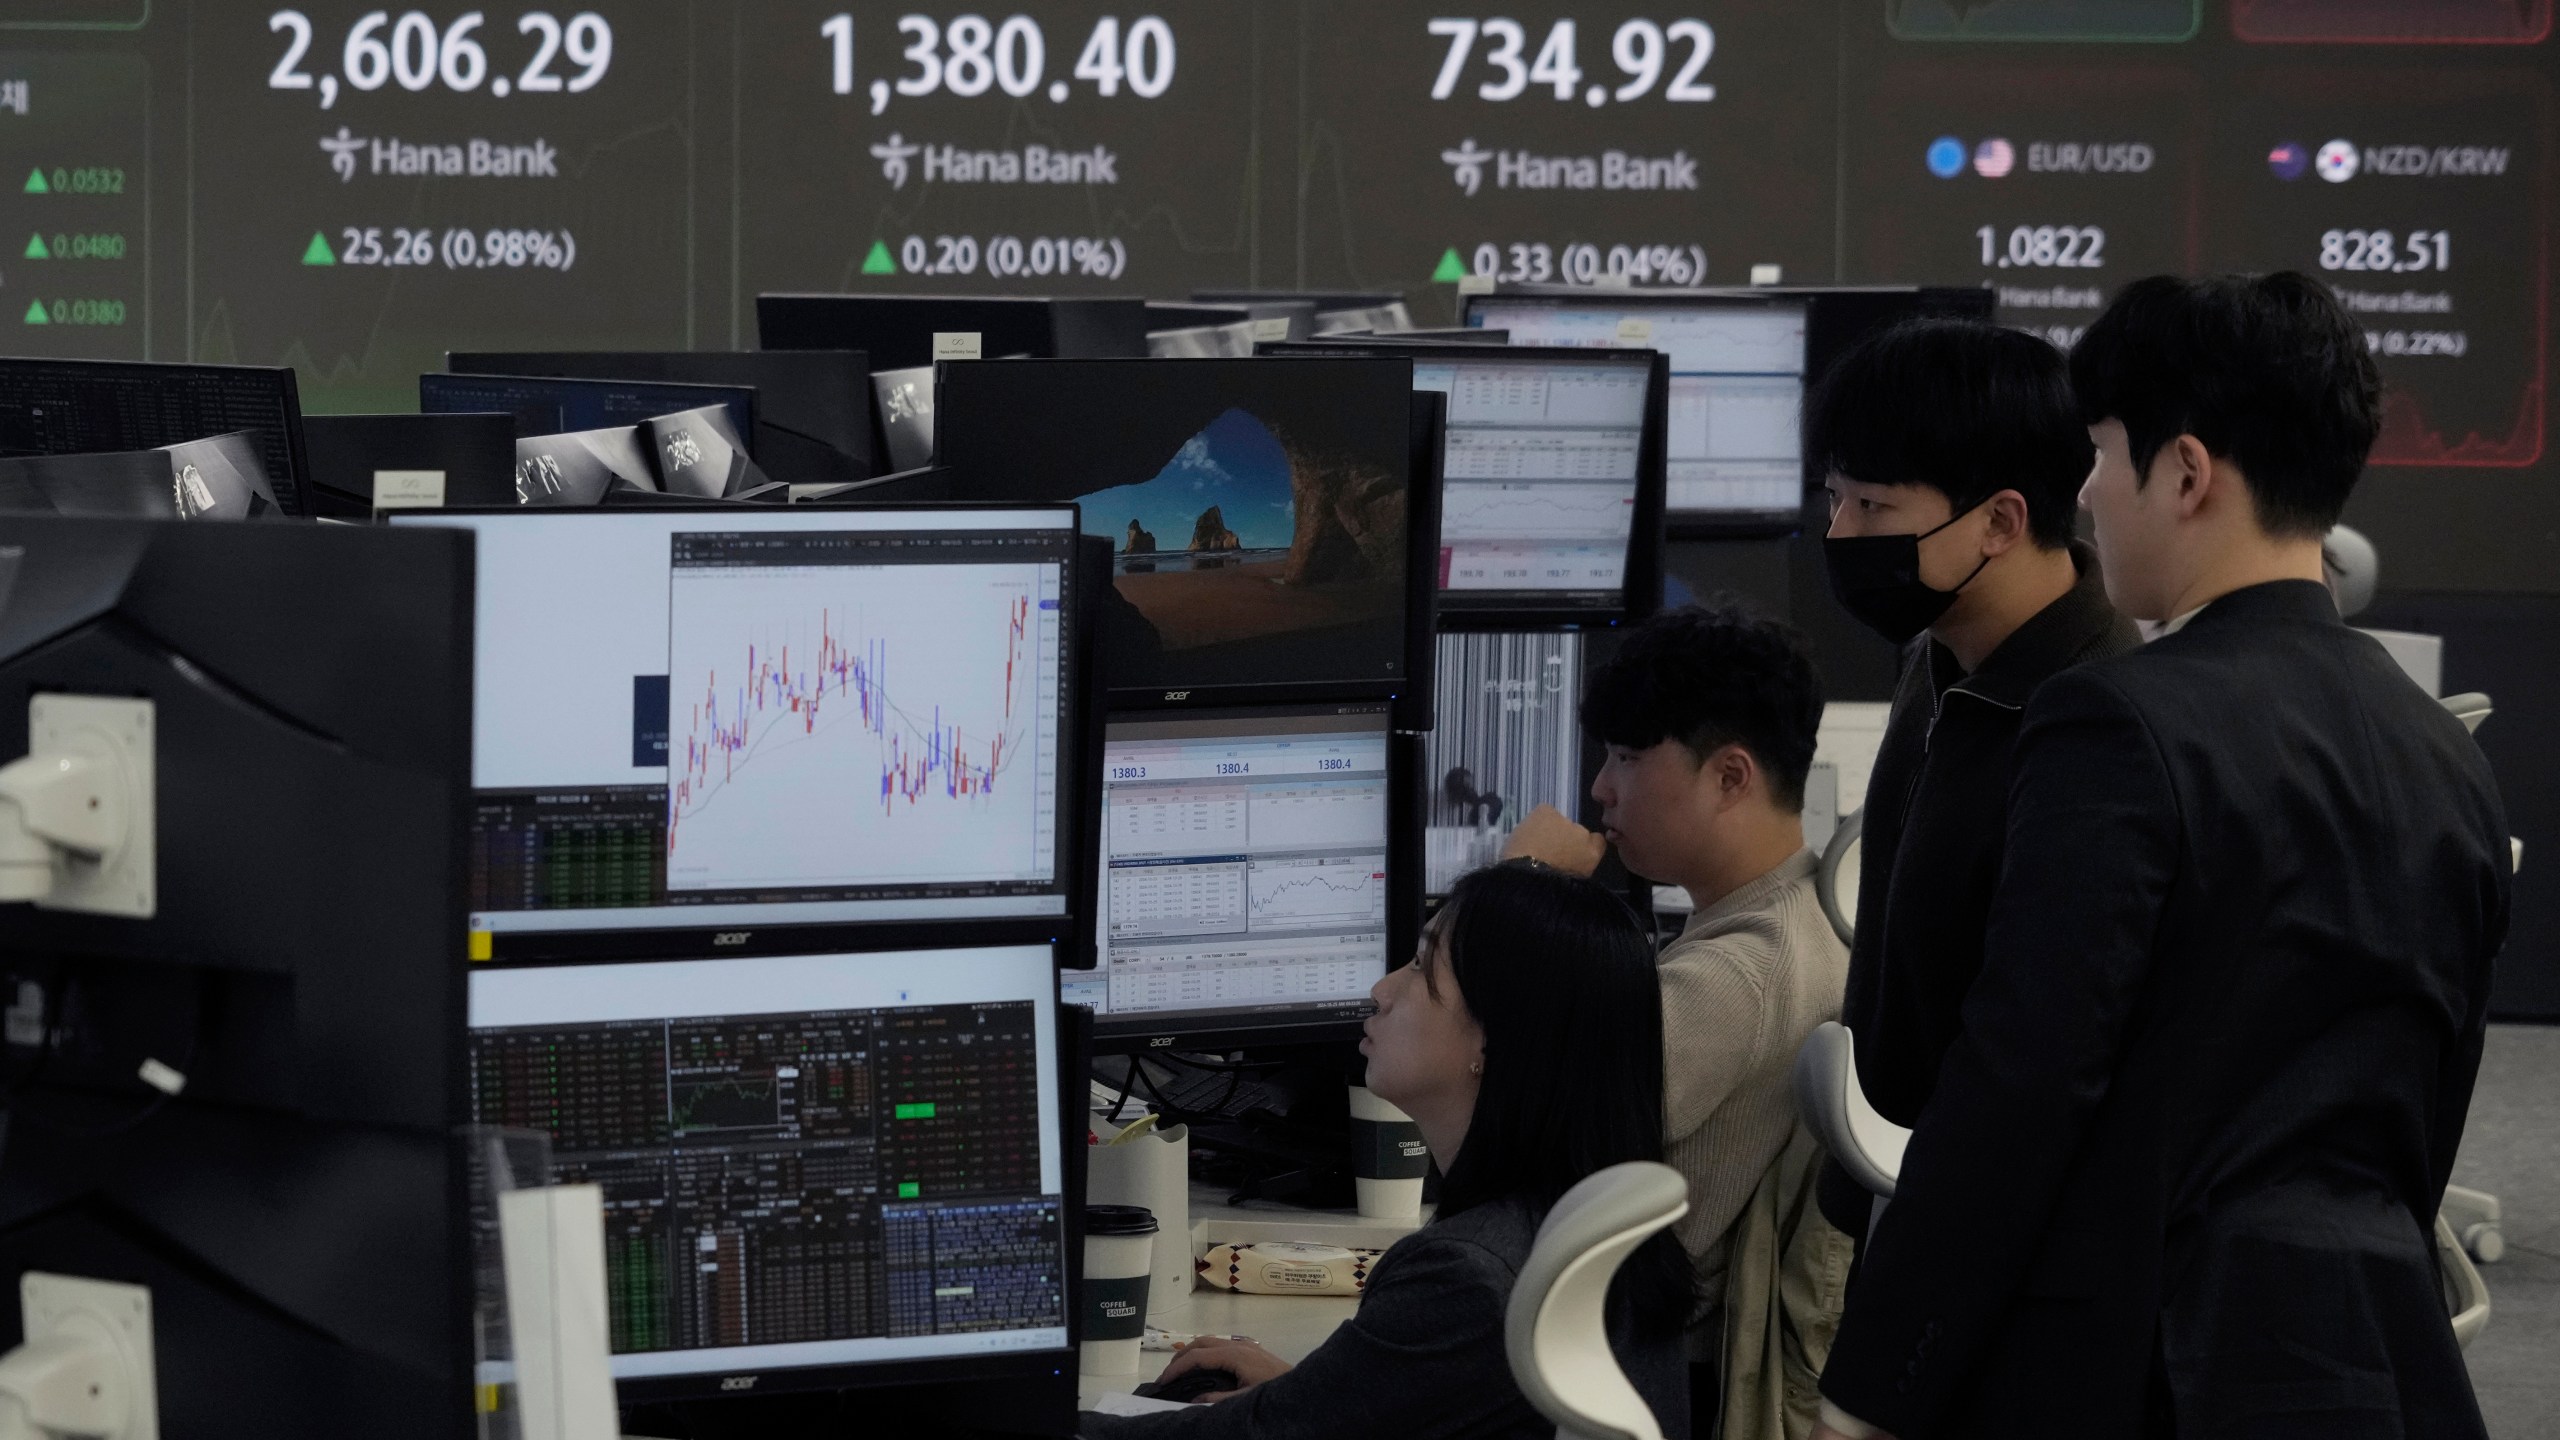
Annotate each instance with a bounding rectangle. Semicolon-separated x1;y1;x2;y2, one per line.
1504;1161;1689;1440
1816;808;1864;947
1791;1021;1908;1201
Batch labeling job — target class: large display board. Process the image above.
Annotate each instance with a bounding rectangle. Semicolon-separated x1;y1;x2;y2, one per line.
2;3;2548;580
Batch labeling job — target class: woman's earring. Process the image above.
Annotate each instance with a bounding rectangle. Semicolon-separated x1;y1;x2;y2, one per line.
1468;1060;1483;1075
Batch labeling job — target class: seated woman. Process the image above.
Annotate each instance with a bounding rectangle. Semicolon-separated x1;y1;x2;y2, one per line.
1079;861;1692;1440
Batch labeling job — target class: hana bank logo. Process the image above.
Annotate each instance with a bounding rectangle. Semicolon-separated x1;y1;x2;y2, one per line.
1442;138;1492;196
871;132;922;190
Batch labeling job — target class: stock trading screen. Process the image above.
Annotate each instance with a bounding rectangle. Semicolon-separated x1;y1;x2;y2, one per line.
466;947;1067;1377
0;3;2549;582
393;507;1074;947
1068;704;1393;1034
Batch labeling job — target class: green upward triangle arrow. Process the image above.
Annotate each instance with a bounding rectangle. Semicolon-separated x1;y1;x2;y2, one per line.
1431;248;1467;283
301;230;337;265
22;168;48;194
23;299;49;324
23;233;48;260
860;240;897;276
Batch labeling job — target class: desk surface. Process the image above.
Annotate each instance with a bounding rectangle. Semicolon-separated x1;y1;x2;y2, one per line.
1072;1175;1418;1410
1075;1289;1360;1411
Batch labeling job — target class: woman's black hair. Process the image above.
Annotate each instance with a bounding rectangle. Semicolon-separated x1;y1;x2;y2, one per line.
1427;861;1695;1338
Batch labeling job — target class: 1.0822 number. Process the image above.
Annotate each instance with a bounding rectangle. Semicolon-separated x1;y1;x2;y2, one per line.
1976;224;2106;270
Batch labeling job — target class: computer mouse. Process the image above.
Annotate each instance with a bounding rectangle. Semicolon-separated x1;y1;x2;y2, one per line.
1137;1367;1241;1404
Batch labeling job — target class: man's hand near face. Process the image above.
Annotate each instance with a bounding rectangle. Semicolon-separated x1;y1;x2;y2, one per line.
1499;804;1607;878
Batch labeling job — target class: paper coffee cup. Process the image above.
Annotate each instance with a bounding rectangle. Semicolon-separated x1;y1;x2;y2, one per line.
1081;1205;1158;1375
1347;1085;1429;1220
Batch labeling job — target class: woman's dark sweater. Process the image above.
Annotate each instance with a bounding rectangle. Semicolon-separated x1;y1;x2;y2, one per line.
1078;1195;1688;1440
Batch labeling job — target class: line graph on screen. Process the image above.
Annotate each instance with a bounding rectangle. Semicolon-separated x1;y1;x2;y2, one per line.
1441;485;1636;542
1249;858;1386;927
663;560;1056;893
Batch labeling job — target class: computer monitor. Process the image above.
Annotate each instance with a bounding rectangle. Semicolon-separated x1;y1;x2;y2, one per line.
1066;701;1417;1052
445;351;873;489
872;366;939;473
1340;328;1510;344
1147;322;1259;359
466;941;1071;1401
1462;287;2002;533
0;431;283;521
0;449;179;517
757;295;1149;369
420;372;758;450
0;514;475;1439
1193;291;1415;337
1426;631;1587;895
385;504;1084;961
1460;291;1808;532
300;411;518;516
1266;341;1666;627
1145;303;1252;334
0;357;313;516
929;356;1423;708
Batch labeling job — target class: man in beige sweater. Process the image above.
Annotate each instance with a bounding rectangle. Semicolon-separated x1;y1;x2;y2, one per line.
1506;603;1850;1426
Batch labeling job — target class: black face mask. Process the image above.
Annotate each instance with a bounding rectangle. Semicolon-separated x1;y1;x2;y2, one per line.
1822;499;1993;646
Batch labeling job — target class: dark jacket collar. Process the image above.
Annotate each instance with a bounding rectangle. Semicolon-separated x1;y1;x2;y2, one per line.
2176;578;2343;634
1933;542;2127;710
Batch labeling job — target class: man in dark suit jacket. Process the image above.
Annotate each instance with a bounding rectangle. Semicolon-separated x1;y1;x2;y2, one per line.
1813;273;2511;1440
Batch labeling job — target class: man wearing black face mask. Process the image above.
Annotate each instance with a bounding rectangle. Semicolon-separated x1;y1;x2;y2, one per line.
1807;318;2138;1248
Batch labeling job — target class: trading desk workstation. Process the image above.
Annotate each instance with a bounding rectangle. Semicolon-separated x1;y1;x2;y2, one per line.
0;284;2072;1438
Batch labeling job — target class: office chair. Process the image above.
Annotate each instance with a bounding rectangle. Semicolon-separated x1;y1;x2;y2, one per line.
1791;1022;1904;1210
2437;693;2512;1265
1505;1162;1689;1440
1792;1022;2492;1350
1815;808;1862;948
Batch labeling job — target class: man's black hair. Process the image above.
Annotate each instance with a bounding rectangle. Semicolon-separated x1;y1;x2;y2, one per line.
1802;316;2091;548
1580;601;1822;812
2069;272;2382;538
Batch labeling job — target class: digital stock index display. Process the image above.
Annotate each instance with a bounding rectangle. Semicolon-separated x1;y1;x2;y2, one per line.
0;2;2550;574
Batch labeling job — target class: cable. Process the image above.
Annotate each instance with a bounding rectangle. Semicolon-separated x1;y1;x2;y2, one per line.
4;965;205;1141
1104;1057;1142;1127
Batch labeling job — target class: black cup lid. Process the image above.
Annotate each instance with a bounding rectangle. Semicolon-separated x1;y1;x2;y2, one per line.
1086;1203;1159;1236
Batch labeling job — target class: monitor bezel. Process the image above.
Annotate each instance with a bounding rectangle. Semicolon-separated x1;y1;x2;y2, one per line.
926;356;1437;725
465;939;1083;1407
1259;338;1668;631
1457;286;1821;539
1083;699;1420;1056
388;500;1093;964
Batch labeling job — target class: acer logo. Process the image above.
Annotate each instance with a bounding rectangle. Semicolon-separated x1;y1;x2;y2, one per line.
1149;1036;1175;1047
719;1376;758;1391
713;932;751;947
1163;690;1190;701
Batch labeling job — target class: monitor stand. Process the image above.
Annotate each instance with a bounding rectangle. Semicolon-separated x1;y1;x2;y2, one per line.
1092;1044;1423;1214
